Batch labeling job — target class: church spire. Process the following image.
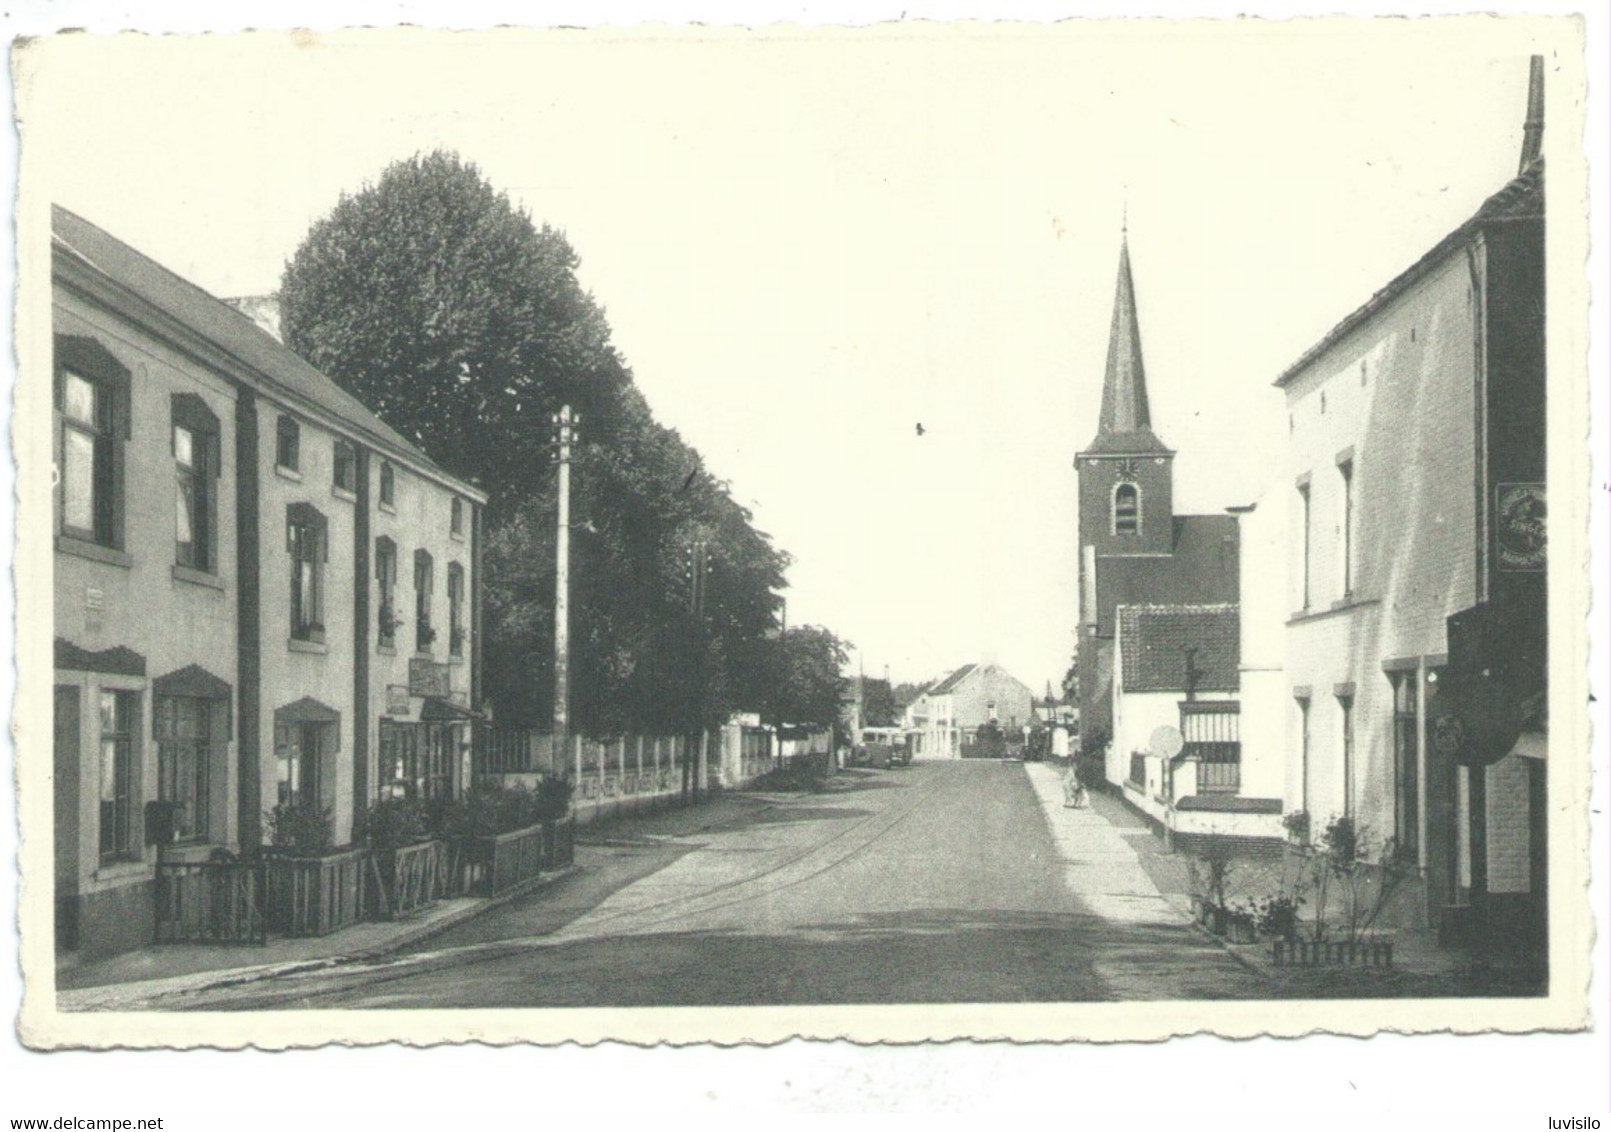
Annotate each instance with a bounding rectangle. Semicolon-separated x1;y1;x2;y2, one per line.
1085;232;1168;454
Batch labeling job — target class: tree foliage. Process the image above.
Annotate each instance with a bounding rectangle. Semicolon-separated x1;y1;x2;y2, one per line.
766;626;851;730
280;151;797;733
859;677;899;727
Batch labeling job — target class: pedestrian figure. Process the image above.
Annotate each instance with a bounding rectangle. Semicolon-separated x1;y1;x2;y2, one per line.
1063;767;1088;809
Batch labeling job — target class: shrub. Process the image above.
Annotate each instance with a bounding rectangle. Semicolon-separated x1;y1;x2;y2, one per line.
439;781;546;839
265;797;333;855
366;796;430;852
1282;809;1311;843
1254;894;1303;941
535;775;574;820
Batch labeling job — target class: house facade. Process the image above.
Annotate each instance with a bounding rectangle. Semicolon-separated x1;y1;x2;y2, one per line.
1073;235;1240;764
1273;63;1547;947
52;207;485;959
903;662;1034;758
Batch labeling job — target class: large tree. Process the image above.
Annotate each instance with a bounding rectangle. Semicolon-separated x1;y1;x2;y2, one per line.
767;626;851;731
280;152;792;733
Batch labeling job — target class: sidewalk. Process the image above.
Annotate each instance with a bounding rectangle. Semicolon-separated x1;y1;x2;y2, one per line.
56;787;773;1011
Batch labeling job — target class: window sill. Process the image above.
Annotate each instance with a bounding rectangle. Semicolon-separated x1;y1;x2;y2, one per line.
377;642;397;657
55;534;131;569
378;501;397;515
448;653;465;665
413;652;436;663
331;484;358;504
450;530;467;543
288;637;328;655
95;858;150;882
1287;595;1379;626
172;563;224;591
274;464;303;484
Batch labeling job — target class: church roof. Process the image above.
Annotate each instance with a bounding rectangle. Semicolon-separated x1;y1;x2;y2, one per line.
1117;603;1240;693
1083;235;1170;456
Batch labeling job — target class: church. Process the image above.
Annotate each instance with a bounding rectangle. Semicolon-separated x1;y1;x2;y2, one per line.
1073;233;1240;778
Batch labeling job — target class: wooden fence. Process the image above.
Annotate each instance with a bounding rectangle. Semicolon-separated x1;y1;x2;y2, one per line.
154;859;268;945
263;848;368;937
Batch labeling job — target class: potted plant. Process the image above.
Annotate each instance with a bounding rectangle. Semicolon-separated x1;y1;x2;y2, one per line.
378;601;404;641
536;775;576;869
444;781;546;896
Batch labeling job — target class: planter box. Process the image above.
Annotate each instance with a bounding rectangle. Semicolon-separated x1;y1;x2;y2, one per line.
457;824;544;897
263;848;368;937
1272;938;1394;968
154;858;267;945
369;839;448;920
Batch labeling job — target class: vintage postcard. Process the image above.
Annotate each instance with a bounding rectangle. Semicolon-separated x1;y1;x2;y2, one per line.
12;13;1592;1049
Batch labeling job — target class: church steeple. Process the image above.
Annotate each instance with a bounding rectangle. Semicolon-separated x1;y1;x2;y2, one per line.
1084;234;1170;456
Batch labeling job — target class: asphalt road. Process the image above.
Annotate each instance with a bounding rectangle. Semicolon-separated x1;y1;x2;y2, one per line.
186;761;1271;1009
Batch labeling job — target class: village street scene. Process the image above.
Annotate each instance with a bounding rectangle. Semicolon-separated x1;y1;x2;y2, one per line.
34;26;1559;1017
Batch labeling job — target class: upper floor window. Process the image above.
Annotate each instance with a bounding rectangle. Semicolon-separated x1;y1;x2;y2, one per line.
450;496;465;538
379;460;396;508
55;335;130;550
333;439;357;494
275;415;301;473
1113;482;1140;535
414;549;435;654
1338;457;1354;597
376;536;399;650
1297;480;1312;609
173;394;220;574
448;562;466;658
287;503;327;644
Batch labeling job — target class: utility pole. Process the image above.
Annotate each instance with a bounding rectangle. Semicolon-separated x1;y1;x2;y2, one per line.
683;538;712;800
552;405;578;766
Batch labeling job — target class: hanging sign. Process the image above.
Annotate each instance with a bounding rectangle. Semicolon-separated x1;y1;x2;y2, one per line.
1427;669;1522;768
1495;483;1546;571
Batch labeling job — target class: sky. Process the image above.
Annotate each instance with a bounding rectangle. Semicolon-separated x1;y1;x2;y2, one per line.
17;16;1569;692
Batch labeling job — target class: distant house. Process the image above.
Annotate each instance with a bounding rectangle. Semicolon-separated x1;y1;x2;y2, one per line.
903;662;1034;759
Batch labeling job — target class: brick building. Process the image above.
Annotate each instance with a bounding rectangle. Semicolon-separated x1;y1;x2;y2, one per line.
52;207;485;959
1273;60;1547;949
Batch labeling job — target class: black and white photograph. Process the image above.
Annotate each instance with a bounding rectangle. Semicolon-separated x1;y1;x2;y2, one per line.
5;0;1605;1104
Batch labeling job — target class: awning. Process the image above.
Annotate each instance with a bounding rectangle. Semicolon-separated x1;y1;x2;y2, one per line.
420;696;482;722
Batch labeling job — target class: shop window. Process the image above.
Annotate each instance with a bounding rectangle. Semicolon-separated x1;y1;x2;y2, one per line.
173;394;220;573
275;415;300;473
98;689;140;863
333;439;357;494
55;336;130;550
1113;482;1140;535
379;721;453;804
414;549;435;654
287;503;327;644
376;536;399;650
448;562;465;657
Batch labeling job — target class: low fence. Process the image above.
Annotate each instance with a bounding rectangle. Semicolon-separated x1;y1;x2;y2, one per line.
459;824;545;897
264;848;368;937
369;840;449;920
154;859;268;945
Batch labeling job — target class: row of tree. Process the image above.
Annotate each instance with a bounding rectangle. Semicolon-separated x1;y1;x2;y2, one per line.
278;151;847;733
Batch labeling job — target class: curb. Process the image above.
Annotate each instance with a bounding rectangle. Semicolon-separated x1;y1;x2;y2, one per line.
59;865;579;1011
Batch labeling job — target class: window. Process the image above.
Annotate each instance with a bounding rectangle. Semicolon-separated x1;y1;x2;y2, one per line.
1391;672;1420;861
376;536;398;650
1338;694;1355;819
173;395;220;573
1297;481;1312;608
156;696;213;842
447;562;465;657
414;550;435;653
379;460;395;508
1113;482;1140;535
379;721;453;804
55;336;130;550
287;504;327;643
1296;696;1311;817
333;439;357;494
1338;458;1354;597
275;415;300;472
275;723;326;808
98;690;138;862
450;496;464;537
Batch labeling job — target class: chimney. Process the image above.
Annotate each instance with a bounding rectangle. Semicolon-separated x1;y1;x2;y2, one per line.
1519;54;1544;173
